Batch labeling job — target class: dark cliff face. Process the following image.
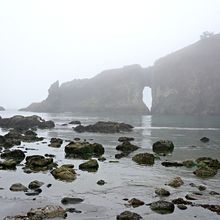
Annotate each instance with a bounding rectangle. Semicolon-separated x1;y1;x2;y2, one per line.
22;34;220;115
21;64;151;114
151;34;220;115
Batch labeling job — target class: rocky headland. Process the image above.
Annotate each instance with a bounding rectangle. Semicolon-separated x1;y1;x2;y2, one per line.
21;34;220;115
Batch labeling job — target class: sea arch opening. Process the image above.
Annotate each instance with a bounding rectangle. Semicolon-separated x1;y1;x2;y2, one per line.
142;86;152;113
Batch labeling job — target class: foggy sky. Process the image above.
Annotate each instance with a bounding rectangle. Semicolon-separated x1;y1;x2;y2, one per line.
0;0;220;109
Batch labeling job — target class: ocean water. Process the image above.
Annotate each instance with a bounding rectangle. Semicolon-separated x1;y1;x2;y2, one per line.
0;110;220;219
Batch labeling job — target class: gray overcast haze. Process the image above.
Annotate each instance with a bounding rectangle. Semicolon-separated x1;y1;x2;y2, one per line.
0;0;220;109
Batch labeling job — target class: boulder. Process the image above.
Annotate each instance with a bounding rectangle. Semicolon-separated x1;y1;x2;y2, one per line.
117;211;142;220
0;115;55;130
51;165;76;182
79;159;99;172
150;201;175;214
65;141;104;159
128;198;145;207
193;167;217;178
10;183;28;192
1;149;25;164
196;157;220;169
27;205;66;219
25;155;56;172
116;141;139;154
155;188;170;197
0;159;17;170
49;138;63;148
74;121;133;133
28;180;44;190
132;153;155;165
152;140;174;154
167;177;184;188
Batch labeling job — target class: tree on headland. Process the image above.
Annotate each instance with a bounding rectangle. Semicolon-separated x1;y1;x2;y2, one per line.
200;31;214;40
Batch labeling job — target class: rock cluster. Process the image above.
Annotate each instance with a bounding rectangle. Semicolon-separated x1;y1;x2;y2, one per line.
74;121;133;133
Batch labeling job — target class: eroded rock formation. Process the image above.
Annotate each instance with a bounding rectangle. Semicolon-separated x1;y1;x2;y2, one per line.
21;34;220;115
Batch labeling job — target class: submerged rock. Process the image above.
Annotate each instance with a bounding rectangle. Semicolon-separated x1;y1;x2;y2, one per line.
0;115;55;130
49;138;63;148
79;159;99;172
172;198;193;205
150;201;175;214
74;121;133;133
193;167;217;178
167;177;184;188
132;153;155;165
51;165;77;182
97;180;106;185
161;161;183;167
65;141;104;159
61;197;84;205
69;120;81;125
152;140;174;154
117;211;142;220
118;137;134;142
200;137;210;143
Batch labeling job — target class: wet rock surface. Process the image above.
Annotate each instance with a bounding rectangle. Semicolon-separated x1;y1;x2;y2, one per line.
65;141;104;159
10;183;28;192
79;159;99;172
49;138;63;148
132;153;155;165
116;141;139;155
167;177;184;188
1;149;25;164
117;211;142;220
24;155;56;172
74;121;133;133
155;188;170;197
152;140;174;155
51;165;77;182
28;180;44;190
193;167;218;178
128;198;145;207
150;201;175;214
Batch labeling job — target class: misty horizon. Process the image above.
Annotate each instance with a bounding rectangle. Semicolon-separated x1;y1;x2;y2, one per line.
1;0;220;109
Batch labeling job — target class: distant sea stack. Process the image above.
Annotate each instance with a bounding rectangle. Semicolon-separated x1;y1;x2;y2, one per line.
0;106;5;111
22;33;220;115
21;64;151;114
